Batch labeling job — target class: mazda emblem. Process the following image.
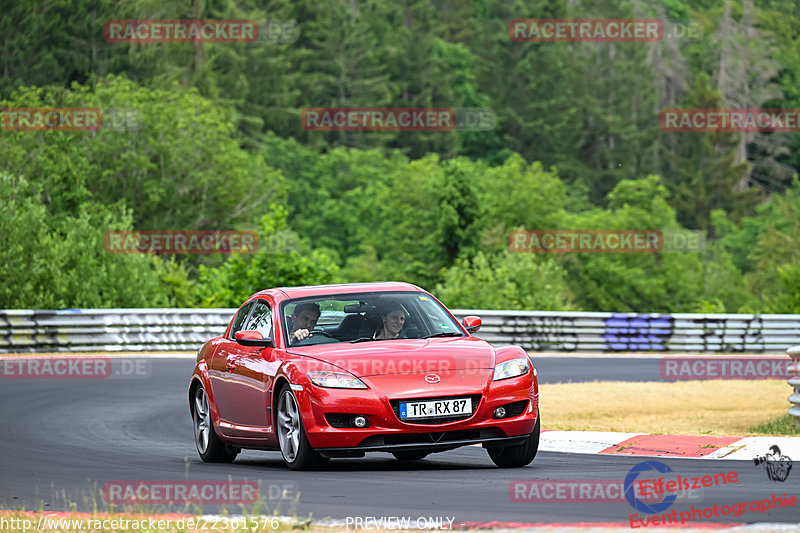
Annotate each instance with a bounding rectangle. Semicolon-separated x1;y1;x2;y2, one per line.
425;374;440;384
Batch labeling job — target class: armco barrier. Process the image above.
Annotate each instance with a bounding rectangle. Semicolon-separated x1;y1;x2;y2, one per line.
789;346;800;424
0;309;236;352
0;308;798;354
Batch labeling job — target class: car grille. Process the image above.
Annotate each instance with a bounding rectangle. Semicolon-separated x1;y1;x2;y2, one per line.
358;428;501;447
390;394;481;425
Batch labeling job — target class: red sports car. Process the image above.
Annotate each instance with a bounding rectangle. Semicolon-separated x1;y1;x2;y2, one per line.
189;282;540;470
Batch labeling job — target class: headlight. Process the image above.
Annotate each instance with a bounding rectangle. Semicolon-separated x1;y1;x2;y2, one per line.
493;357;530;381
307;371;368;389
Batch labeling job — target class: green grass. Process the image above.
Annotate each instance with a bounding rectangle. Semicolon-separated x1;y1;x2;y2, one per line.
540;380;797;436
749;414;800;435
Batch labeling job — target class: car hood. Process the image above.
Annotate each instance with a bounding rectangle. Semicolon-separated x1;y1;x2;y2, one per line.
287;337;495;377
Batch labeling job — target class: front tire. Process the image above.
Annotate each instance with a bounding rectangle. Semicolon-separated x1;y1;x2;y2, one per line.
193;385;238;463
487;413;540;468
276;385;329;470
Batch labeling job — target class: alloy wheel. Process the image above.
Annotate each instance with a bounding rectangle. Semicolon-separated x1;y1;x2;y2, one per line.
193;387;211;454
277;390;301;462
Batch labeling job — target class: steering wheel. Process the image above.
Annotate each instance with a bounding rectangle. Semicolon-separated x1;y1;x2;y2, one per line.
291;329;338;345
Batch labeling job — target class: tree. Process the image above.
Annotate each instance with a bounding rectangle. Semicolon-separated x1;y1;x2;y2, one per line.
434;251;573;310
665;73;759;230
196;206;340;307
432;159;482;264
0;76;287;233
0;172;187;308
711;0;792;193
561;175;707;312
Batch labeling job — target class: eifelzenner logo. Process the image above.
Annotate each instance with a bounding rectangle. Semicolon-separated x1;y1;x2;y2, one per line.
104;20;258;43
509;230;663;253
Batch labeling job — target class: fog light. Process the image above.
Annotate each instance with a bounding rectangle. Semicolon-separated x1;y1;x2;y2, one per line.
494;407;507;419
353;416;368;428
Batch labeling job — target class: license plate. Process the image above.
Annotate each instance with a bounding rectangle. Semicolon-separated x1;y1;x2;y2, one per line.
399;398;472;419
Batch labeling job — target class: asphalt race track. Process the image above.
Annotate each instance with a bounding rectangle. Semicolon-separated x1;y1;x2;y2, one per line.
1;356;797;526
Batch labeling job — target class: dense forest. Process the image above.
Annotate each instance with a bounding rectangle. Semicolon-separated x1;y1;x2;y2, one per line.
2;0;800;313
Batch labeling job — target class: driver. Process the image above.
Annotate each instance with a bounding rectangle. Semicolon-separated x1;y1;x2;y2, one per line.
288;302;321;343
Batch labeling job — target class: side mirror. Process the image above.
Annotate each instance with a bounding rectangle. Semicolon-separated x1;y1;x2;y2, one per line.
462;316;481;334
234;330;273;347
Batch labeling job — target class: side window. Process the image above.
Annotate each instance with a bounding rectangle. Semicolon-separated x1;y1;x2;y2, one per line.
246;300;273;339
230;302;254;339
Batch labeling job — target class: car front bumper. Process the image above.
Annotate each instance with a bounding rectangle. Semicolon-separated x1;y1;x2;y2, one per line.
295;370;539;450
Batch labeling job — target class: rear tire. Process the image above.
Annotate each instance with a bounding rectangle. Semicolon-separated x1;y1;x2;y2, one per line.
192;385;238;463
276;385;329;470
487;414;540;468
392;451;428;462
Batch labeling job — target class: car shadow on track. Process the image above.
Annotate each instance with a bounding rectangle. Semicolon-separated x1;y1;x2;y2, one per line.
197;452;499;472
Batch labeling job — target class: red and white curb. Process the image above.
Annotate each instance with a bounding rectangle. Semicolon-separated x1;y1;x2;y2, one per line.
540;431;800;460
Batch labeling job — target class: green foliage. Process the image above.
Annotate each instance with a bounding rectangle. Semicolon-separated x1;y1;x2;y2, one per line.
0;173;186;308
3;1;800;313
431;159;483;264
712;178;800;311
559;176;705;312
434;252;573;311
693;299;727;313
475;154;567;240
765;265;800;313
0;76;287;231
665;74;758;231
196;206;340;307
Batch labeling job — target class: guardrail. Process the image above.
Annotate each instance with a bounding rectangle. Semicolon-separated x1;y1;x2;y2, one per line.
1;308;799;354
789;346;800;425
0;309;236;352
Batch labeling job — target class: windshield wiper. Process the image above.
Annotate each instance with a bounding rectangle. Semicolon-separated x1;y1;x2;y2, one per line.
349;335;415;343
420;332;463;339
348;337;374;343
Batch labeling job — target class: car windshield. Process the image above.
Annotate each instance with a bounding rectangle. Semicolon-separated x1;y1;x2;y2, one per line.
280;291;464;346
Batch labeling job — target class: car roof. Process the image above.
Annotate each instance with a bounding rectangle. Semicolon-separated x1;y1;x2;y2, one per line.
254;281;424;301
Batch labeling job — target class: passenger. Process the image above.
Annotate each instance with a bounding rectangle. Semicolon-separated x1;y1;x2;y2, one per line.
289;302;321;343
374;302;406;340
